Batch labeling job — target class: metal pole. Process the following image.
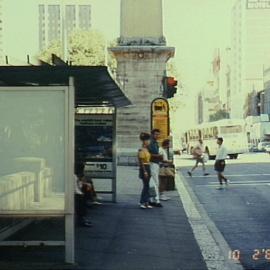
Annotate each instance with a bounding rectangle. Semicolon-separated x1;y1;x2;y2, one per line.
65;77;75;264
61;1;67;61
112;107;117;203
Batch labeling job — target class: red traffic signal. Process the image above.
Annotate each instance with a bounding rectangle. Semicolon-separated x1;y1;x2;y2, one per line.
167;77;178;87
162;76;178;98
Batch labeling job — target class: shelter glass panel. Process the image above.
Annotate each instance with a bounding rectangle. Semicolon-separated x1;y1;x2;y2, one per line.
0;89;66;213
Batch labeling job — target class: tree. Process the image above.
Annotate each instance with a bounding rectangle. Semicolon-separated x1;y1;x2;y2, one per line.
38;30;116;68
209;109;230;122
69;30;105;65
39;40;63;64
167;60;179;78
107;39;118;75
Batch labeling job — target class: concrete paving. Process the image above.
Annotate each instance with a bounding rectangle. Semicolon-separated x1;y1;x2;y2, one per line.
76;165;208;270
0;165;208;270
178;153;270;270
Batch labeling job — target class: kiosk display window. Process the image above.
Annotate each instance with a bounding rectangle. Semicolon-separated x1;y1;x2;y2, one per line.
75;111;114;178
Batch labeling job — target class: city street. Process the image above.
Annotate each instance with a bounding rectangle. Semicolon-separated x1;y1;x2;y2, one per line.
175;152;270;270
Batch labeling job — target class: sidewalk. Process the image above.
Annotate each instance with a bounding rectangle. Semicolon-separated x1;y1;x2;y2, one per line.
76;166;208;270
0;166;208;270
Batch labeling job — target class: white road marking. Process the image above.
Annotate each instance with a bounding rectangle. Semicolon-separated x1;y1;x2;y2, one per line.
175;173;244;270
199;183;270;187
208;180;270;184
189;173;270;178
195;180;270;187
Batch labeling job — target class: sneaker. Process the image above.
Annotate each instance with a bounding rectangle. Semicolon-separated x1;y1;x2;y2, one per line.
146;205;153;209
155;203;163;207
92;201;102;205
204;173;209;176
149;202;157;207
160;194;170;201
187;171;192;177
79;220;93;227
140;204;147;209
225;180;230;187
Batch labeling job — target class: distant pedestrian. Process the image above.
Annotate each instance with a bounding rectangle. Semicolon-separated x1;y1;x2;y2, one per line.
188;139;209;177
148;129;163;207
159;139;174;201
138;132;153;209
215;137;229;190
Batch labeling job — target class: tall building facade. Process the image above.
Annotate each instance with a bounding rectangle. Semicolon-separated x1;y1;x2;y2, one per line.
197;81;221;124
212;47;232;116
39;0;91;50
197;47;231;124
231;0;270;118
0;0;3;64
260;67;270;115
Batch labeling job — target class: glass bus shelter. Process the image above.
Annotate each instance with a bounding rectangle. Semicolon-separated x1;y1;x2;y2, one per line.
0;66;130;265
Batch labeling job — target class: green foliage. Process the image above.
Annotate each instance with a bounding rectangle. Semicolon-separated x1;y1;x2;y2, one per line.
107;39;118;75
39;40;63;64
69;30;105;65
38;30;116;68
167;60;179;78
209;109;230;122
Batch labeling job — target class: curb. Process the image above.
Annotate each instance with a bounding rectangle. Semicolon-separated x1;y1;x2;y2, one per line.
175;171;244;270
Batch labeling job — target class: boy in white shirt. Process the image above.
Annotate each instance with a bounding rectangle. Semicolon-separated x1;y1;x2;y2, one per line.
188;139;209;177
215;137;229;189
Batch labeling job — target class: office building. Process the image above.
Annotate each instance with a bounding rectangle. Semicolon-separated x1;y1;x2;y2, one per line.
39;0;91;50
197;80;222;124
0;0;3;63
231;0;270;118
212;48;232;115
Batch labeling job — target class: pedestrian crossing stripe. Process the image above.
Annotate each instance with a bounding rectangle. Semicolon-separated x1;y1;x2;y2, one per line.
197;182;270;187
189;173;270;178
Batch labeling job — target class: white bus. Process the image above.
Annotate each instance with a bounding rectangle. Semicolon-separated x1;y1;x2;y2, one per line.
184;119;248;159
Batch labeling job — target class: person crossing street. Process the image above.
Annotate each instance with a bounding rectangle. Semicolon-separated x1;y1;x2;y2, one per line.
188;139;209;177
214;137;229;190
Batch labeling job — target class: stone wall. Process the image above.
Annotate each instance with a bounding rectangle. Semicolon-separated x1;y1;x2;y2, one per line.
110;46;174;164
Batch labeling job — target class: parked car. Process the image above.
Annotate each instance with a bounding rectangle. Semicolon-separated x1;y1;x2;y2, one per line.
257;141;270;151
265;144;270;154
248;143;257;152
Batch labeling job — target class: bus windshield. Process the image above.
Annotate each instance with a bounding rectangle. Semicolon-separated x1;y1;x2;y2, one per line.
220;125;242;134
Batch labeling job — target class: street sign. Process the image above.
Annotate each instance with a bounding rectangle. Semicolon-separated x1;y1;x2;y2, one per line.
151;98;170;143
84;161;113;178
246;0;270;9
75;113;114;178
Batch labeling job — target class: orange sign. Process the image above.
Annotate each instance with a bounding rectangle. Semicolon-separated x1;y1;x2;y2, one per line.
151;98;170;143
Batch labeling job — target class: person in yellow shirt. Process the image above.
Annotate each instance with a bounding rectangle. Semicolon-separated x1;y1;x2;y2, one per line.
138;132;153;209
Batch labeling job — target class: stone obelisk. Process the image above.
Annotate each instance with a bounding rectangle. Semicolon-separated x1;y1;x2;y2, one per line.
110;0;175;165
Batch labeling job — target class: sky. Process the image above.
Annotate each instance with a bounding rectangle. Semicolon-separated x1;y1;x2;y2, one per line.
2;0;235;128
164;0;234;93
92;0;234;96
3;0;233;84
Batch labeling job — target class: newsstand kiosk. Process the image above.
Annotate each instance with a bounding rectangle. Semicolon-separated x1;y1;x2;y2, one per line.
0;66;130;266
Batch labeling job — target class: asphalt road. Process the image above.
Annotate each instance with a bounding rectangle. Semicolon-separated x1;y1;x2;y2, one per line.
176;153;270;270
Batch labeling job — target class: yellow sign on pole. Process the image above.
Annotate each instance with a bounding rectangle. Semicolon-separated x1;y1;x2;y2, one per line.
151;98;170;143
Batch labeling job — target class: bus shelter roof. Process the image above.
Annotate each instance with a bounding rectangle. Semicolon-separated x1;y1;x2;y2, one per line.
0;65;131;108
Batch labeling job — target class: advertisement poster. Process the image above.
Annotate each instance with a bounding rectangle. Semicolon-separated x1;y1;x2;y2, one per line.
151;98;170;143
75;114;114;178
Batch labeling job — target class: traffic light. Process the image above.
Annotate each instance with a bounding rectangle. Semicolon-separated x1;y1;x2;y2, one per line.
162;76;177;98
